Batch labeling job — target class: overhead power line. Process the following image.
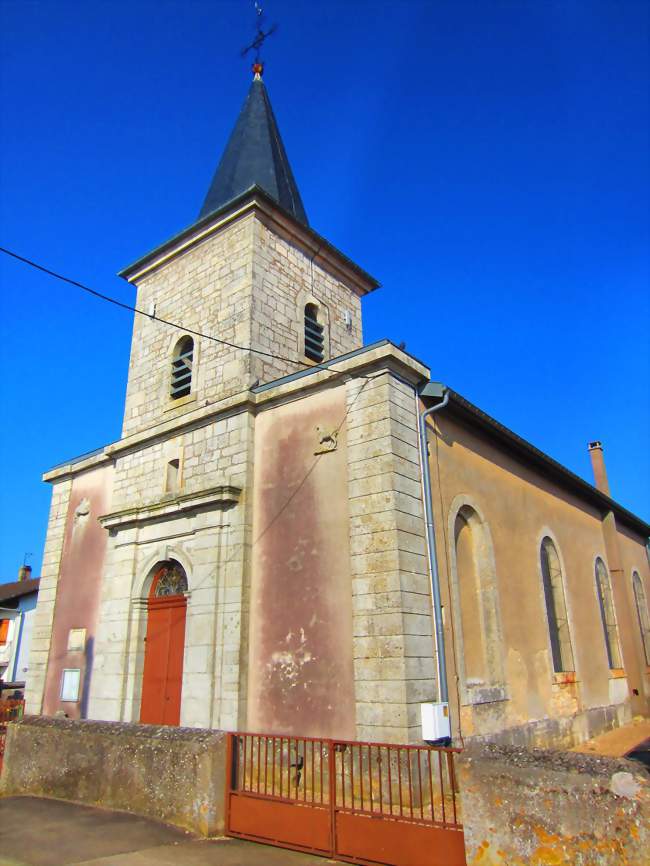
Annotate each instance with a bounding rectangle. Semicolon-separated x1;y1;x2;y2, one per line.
0;245;369;381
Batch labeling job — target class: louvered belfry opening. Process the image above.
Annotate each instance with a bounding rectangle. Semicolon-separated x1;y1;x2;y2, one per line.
171;336;194;399
304;304;324;363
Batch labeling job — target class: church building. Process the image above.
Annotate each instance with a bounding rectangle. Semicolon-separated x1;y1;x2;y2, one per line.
26;68;650;748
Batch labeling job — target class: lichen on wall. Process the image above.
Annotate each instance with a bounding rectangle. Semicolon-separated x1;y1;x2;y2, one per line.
457;742;649;866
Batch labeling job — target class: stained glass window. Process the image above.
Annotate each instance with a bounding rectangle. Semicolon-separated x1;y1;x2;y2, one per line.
153;562;188;597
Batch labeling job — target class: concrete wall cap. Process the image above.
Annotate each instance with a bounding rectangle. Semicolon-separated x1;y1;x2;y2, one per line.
13;714;226;746
460;740;645;780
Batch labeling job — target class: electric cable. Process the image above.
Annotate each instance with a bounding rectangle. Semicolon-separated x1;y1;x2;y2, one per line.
0;245;373;381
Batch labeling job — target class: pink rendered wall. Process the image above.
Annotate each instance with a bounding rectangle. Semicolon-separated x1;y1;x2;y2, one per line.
248;386;356;739
43;464;113;718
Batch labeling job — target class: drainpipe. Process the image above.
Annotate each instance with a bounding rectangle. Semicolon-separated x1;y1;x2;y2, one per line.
418;383;450;704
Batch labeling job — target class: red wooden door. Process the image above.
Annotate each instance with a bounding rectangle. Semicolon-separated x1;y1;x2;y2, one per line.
140;594;187;726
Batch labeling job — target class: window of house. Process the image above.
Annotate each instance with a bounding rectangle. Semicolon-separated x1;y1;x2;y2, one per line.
632;571;650;666
594;558;622;669
540;537;574;673
0;619;9;646
60;668;81;702
304;304;324;363
170;336;194;399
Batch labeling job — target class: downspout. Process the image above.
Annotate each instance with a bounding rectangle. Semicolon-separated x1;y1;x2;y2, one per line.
418;384;450;704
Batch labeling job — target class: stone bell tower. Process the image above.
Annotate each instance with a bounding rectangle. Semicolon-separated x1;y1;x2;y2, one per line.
118;67;378;439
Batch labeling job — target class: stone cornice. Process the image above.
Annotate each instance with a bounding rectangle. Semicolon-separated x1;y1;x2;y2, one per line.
42;449;113;484
118;187;379;297
99;484;241;533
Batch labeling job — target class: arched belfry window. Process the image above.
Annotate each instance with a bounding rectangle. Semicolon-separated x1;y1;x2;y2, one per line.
540;537;574;673
304;304;324;363
171;336;194;399
151;560;188;598
632;571;650;665
594;558;622;669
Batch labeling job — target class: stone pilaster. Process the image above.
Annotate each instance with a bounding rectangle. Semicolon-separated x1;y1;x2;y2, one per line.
346;371;437;743
25;478;72;713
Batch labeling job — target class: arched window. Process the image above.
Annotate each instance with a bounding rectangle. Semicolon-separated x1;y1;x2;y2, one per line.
540;538;574;673
170;336;194;399
454;509;487;684
165;458;180;494
594;558;622;669
304;304;324;363
632;572;650;666
450;504;505;702
151;561;188;598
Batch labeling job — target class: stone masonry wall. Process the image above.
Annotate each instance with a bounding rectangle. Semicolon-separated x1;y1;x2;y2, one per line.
249;217;363;385
89;409;253;730
346;370;437;743
0;716;227;836
25;477;73;714
122;214;256;438
122;211;365;441
457;742;650;866
110;411;248;512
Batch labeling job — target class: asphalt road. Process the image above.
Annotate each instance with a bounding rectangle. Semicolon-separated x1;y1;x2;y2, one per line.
0;797;341;866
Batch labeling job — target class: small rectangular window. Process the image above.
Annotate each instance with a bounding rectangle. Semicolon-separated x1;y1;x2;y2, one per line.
67;628;86;652
60;669;81;702
0;619;9;645
165;458;180;494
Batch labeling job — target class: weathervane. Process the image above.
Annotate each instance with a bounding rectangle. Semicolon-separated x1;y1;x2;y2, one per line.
240;1;277;78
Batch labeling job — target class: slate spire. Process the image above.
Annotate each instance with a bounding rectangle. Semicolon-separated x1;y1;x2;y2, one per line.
198;68;308;226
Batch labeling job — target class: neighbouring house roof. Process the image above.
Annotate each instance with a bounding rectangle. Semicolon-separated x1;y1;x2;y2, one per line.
0;578;40;606
198;75;308;226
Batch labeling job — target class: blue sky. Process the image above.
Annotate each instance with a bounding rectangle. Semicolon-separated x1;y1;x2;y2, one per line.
0;0;648;582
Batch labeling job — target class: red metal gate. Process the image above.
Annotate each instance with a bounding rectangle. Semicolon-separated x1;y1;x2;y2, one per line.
225;732;466;866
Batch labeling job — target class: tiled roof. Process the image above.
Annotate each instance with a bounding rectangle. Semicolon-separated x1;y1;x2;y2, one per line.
0;578;40;604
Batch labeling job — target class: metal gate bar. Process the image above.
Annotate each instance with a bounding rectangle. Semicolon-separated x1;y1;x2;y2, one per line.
225;731;466;866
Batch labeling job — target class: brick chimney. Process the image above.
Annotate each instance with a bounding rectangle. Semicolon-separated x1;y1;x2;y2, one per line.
18;564;32;582
588;441;611;496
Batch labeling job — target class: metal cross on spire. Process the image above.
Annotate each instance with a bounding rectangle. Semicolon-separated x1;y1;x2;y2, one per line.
240;1;277;77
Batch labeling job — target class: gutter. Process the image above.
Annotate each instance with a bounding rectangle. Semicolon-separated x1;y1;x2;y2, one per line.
417;382;450;704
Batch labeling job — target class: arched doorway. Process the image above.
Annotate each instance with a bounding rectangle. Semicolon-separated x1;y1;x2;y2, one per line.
140;560;188;726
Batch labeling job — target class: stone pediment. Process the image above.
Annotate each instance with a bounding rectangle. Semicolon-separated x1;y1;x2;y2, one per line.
99;484;241;534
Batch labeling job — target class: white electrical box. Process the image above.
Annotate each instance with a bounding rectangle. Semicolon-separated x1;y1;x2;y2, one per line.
421;702;451;742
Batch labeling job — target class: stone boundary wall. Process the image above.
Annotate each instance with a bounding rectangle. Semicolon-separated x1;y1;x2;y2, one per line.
466;702;631;751
0;716;227;836
457;742;649;865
